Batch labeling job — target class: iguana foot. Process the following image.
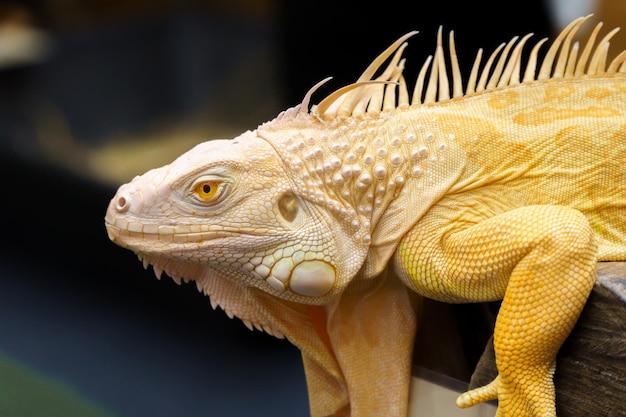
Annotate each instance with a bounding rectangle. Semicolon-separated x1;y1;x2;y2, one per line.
456;367;557;417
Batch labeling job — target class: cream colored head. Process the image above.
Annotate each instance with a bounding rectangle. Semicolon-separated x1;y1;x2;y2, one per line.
104;130;368;305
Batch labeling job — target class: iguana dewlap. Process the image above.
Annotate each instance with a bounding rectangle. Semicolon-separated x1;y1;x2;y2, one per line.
105;16;626;417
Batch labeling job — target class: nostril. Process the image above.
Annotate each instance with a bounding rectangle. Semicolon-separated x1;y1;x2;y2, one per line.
115;193;131;213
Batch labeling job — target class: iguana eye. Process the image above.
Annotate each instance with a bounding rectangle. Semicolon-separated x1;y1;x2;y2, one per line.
192;178;222;203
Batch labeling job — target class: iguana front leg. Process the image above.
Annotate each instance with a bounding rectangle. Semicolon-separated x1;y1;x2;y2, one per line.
313;268;419;417
241;267;419;417
393;201;597;417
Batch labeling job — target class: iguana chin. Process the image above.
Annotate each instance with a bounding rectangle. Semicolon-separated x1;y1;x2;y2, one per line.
105;15;626;417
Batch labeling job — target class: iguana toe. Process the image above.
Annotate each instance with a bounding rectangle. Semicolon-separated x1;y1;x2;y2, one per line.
456;375;499;408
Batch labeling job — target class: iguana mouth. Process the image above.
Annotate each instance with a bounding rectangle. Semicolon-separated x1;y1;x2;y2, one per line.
105;221;265;247
106;222;241;242
104;195;269;245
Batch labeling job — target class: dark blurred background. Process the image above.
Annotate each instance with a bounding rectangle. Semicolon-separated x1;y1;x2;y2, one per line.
0;0;618;416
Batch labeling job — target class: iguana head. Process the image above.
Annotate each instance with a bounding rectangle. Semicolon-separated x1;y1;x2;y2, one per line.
105;128;370;307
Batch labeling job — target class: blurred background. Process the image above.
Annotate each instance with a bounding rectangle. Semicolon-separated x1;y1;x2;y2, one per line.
0;0;622;416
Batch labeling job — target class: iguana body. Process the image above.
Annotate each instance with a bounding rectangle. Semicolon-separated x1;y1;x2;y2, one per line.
105;16;626;416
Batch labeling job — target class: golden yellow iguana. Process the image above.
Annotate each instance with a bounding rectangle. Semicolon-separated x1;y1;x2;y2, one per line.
104;15;626;416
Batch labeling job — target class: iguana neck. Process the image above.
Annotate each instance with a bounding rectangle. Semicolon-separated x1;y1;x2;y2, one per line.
258;107;467;278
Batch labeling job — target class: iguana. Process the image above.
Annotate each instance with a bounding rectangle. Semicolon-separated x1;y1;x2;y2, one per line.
104;16;626;417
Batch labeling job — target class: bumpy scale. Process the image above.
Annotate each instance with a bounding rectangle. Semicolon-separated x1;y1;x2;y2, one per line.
106;15;626;417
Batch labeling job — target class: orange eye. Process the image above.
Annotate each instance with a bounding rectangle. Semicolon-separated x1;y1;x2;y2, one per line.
194;180;220;202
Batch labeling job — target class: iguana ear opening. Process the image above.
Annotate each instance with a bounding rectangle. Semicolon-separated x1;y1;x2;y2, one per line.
278;192;300;222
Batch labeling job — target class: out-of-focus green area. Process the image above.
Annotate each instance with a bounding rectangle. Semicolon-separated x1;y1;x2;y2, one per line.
0;351;115;417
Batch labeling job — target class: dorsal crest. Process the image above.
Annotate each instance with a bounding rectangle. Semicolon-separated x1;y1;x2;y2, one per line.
291;15;626;121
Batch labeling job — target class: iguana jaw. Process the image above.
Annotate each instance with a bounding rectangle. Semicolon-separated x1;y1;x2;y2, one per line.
105;217;339;304
104;220;260;250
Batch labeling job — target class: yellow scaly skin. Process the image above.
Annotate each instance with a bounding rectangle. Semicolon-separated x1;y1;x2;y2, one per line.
105;16;626;416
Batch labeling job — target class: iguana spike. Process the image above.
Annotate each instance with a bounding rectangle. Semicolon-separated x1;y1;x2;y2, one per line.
539;16;587;79
423;45;439;104
346;42;409;115
242;320;254;331
594;42;610;74
465;48;483;95
314;80;395;117
553;17;588;78
383;59;405;111
503;33;533;86
476;42;505;92
564;41;580;76
307;15;620;118
588;27;620;75
522;38;548;82
316;39;410;118
356;31;418;83
435;26;450;101
449;31;464;98
398;74;410;108
299;76;333;115
487;36;518;89
412;54;433;105
366;83;385;114
575;20;603;76
607;49;626;73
